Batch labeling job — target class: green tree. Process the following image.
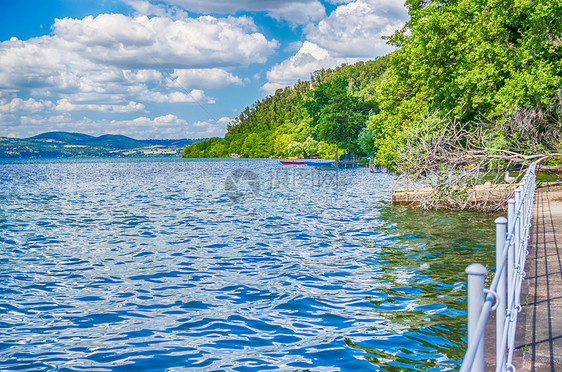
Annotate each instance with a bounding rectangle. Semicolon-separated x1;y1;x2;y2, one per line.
286;141;305;157
185;60;389;159
371;0;562;167
182;144;202;158
302;136;320;157
318;141;336;159
358;125;375;155
306;77;376;159
273;133;293;157
209;141;228;157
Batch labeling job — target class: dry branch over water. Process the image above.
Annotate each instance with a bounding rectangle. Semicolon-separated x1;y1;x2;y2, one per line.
392;112;562;211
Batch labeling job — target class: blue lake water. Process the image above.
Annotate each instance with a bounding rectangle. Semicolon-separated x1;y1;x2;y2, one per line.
0;158;495;371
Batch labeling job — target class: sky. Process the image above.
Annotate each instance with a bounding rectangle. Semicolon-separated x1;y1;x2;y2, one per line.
0;0;409;140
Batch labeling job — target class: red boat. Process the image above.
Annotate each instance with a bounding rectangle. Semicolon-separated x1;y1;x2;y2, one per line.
280;160;305;165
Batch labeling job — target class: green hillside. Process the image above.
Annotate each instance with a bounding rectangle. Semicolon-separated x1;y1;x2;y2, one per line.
87;134;146;149
184;0;562;168
1;132;201;158
29;132;96;144
183;57;389;159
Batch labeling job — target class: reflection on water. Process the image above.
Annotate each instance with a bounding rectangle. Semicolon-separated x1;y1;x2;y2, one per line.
345;206;495;370
0;158;495;371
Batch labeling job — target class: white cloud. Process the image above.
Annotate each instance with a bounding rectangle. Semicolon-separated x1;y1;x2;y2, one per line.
189;118;229;137
138;89;214;103
324;0;355;3
103;114;227;138
0;98;53;113
263;0;408;94
0;13;277;99
14;113;73;138
263;41;357;95
170;69;243;90
157;0;326;25
51;14;277;69
8;114;190;139
305;0;407;57
264;2;326;25
55;99;145;113
20;114;71;126
124;0;189;19
124;69;163;83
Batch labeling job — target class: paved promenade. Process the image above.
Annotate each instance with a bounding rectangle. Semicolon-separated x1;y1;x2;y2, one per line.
520;185;562;371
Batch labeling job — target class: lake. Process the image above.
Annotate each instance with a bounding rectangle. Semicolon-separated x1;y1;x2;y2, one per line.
0;158;495;371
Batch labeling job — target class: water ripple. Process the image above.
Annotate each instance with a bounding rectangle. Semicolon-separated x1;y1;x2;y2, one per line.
0;158;495;371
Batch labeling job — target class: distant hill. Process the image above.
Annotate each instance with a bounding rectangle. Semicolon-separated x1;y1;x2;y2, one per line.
28;132;145;149
29;132;96;143
90;134;145;149
1;131;205;158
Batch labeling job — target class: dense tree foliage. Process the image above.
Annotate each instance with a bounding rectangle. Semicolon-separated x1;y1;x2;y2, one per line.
369;0;562;167
304;78;377;158
182;58;389;158
184;0;561;170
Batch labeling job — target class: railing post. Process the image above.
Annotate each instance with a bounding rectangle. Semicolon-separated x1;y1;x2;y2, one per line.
507;199;515;306
495;216;508;371
461;163;537;371
509;189;522;355
466;263;487;372
514;188;521;257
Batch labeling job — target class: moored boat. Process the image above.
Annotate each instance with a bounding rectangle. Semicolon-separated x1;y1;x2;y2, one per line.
304;161;333;167
280;160;305;165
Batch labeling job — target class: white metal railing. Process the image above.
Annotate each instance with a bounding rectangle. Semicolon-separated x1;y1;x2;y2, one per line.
460;162;537;372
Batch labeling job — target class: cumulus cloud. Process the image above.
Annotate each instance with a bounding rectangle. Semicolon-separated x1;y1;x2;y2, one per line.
0;12;278;138
51;14;277;69
324;0;355;4
263;2;326;25
263;0;408;93
124;0;189;19
104;114;227;138
138;89;214;103
305;0;407;57
1;112;73;138
189;117;230;138
0;98;54;113
156;0;326;25
124;69;163;83
6;113;227;139
170;69;243;90
0;14;276;96
55;99;145;113
263;41;358;95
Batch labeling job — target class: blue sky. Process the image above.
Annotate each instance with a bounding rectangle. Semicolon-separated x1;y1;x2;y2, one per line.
0;0;408;139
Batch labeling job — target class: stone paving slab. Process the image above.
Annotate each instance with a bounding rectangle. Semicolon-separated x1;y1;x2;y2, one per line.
519;187;562;371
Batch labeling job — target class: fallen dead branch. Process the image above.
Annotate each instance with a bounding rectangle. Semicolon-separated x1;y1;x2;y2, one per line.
392;111;562;211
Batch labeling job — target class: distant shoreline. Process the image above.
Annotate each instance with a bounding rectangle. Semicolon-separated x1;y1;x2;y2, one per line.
1;131;207;159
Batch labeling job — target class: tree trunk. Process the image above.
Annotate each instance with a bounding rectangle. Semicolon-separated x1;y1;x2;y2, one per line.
535;93;545;119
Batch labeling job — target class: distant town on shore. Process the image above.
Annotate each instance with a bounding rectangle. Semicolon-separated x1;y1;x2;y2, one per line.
0;131;204;158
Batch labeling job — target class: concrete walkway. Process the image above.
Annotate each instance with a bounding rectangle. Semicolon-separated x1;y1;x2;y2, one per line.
519;185;562;371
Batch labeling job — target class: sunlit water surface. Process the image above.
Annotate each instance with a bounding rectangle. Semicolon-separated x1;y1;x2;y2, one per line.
0;158;495;371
